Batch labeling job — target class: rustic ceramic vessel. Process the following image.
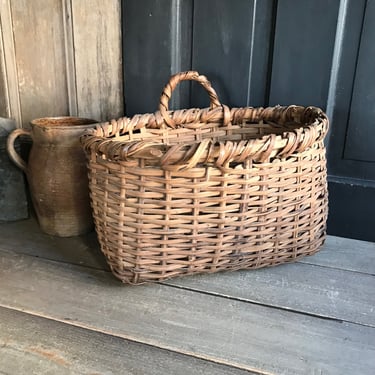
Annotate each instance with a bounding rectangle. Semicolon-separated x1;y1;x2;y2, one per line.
0;117;28;222
7;117;97;236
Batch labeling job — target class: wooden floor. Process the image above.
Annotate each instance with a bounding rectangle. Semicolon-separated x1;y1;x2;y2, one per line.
0;218;374;375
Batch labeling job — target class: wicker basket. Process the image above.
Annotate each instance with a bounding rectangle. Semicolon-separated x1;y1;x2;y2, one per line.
81;71;329;284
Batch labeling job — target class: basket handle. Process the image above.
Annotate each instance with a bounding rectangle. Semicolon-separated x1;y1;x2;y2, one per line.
7;128;32;171
159;71;222;128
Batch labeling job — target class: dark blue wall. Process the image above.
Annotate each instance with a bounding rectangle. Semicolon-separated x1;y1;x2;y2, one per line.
123;0;375;241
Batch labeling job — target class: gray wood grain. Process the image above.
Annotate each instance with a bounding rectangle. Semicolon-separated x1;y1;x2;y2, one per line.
2;218;374;276
9;0;69;126
72;0;123;121
0;31;8;118
0;251;374;375
0;307;252;375
0;0;22;125
62;0;78;116
167;261;375;327
0;218;108;270
0;0;123;128
1;219;374;328
300;235;375;275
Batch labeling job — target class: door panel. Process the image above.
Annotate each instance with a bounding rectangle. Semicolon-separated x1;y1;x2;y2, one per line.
123;0;193;115
343;0;375;163
269;0;340;108
191;0;273;108
122;0;375;241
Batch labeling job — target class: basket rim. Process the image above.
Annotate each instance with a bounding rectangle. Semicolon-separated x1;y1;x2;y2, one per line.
81;105;329;169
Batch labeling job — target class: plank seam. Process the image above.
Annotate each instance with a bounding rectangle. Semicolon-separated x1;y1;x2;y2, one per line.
0;304;269;375
0;248;375;328
161;282;375;329
0;0;22;126
1;247;373;328
0;247;109;272
1;244;373;278
62;0;78;116
298;259;375;276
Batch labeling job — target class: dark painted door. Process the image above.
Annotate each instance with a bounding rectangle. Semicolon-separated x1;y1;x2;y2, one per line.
122;0;375;241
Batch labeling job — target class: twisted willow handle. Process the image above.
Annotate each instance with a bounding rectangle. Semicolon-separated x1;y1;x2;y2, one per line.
159;71;221;128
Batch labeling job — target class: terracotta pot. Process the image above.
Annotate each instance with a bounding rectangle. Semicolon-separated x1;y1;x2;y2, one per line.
7;117;97;236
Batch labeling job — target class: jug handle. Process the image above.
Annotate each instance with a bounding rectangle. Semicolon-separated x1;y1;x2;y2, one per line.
7;128;32;171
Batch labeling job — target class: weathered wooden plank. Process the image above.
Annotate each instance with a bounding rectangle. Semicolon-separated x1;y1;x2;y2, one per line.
2;218;373;276
0;0;22;124
62;0;78;116
300;235;375;275
0;307;251;375
0;251;374;375
1;0;123;126
0;218;107;270
2;221;373;327
72;0;123;121
9;0;69;126
167;261;375;327
0;26;8;118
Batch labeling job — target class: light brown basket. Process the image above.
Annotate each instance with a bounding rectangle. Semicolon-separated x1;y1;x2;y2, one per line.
81;71;329;284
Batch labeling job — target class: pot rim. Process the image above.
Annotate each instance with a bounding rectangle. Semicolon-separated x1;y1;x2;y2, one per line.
30;116;97;129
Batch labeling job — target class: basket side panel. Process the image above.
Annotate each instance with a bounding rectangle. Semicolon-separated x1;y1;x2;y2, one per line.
87;140;328;284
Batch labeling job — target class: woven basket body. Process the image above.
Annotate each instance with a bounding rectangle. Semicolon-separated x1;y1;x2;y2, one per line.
82;72;329;284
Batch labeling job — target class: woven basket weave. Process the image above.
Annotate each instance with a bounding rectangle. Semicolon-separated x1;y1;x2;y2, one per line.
81;71;329;284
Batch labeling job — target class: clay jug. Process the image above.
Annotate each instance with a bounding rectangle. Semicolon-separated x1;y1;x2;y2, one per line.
0;117;28;222
7;117;97;237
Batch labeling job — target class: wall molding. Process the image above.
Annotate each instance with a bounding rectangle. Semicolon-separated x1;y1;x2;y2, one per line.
0;0;22;126
62;0;78;116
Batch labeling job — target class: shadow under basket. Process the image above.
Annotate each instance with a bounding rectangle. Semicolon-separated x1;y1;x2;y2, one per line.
81;71;329;285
